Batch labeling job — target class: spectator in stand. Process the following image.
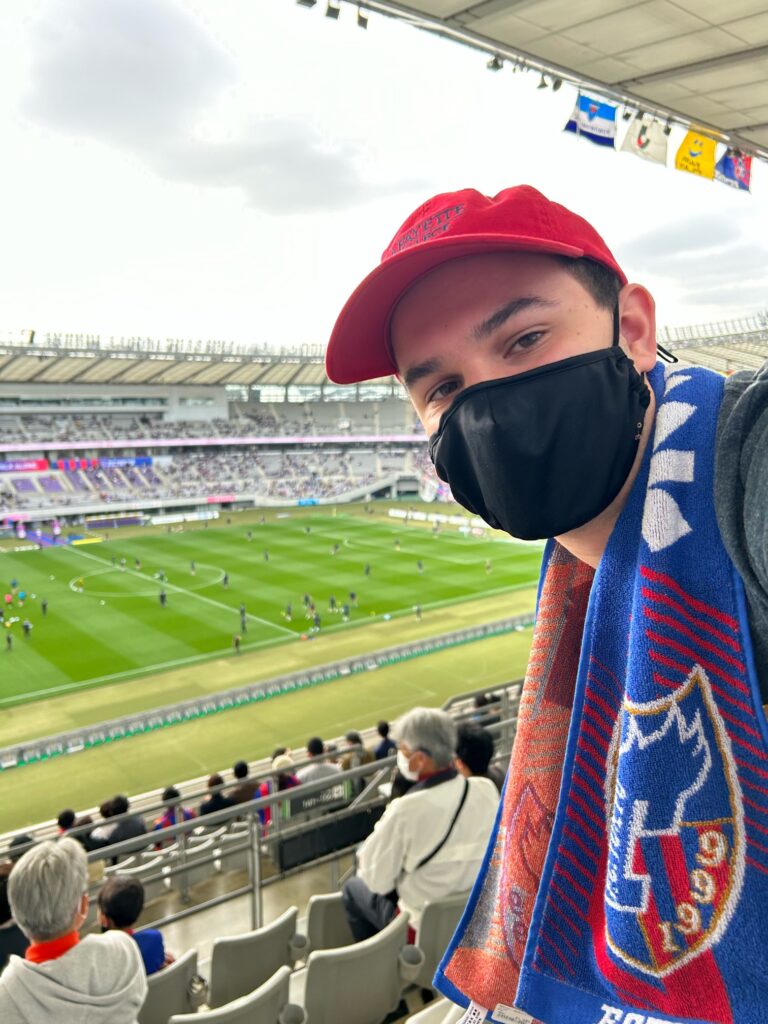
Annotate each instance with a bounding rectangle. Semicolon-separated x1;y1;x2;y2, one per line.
258;754;301;827
374;721;397;760
229;761;259;804
57;810;76;834
97;876;174;975
455;723;506;795
152;787;196;843
87;801;117;848
296;737;342;784
7;837;34;864
342;707;499;942
93;796;147;858
340;731;375;772
199;774;234;817
0;862;28;973
0;838;146;1023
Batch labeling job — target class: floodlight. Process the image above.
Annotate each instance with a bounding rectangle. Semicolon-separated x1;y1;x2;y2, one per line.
537;73;548;89
325;1;340;17
622;109;632;121
296;0;317;6
663;121;672;135
486;55;503;71
552;77;562;92
357;5;368;28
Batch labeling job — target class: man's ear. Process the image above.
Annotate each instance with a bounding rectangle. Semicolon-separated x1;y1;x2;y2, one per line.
618;283;657;373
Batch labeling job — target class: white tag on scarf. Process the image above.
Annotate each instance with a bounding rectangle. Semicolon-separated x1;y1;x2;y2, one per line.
458;1002;490;1024
492;1004;534;1024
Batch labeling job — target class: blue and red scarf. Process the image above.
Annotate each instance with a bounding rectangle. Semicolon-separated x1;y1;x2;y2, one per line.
435;363;768;1024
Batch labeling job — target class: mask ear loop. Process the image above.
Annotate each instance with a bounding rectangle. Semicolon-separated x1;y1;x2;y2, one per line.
612;301;678;363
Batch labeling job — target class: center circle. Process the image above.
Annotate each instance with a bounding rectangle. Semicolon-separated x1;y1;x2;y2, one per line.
68;563;226;598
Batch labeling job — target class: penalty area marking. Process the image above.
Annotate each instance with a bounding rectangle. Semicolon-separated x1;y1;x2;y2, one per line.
64;546;294;636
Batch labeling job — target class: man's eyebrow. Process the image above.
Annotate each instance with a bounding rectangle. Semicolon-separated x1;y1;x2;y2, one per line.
402;357;443;390
473;296;557;341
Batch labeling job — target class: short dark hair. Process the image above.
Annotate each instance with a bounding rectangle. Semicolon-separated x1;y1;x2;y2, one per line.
377;721;390;738
57;809;76;831
345;731;362;745
233;760;248;780
271;746;287;760
456;723;495;776
112;795;130;816
307;737;324;757
98;875;144;928
556;256;622;311
208;773;224;789
8;835;35;862
162;786;180;803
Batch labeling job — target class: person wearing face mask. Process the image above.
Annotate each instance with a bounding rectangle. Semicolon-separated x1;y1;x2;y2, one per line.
326;187;768;1024
341;707;498;943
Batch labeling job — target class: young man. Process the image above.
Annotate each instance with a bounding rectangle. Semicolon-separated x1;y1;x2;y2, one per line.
326;187;768;1023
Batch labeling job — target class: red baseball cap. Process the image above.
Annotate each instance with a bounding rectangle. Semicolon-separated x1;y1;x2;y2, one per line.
325;185;627;384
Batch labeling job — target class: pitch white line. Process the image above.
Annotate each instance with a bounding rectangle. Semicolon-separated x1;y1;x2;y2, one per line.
65;546;295;636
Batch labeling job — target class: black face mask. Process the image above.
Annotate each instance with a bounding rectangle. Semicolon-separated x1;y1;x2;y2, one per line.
428;339;650;541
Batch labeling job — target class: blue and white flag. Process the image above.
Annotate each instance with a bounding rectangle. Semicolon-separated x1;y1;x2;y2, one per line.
564;94;617;148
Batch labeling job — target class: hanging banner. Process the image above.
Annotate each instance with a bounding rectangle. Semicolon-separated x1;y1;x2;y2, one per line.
715;147;752;191
564;95;617;147
620;114;668;165
674;130;716;179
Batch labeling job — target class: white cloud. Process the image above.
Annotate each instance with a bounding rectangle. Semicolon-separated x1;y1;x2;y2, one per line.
21;0;408;213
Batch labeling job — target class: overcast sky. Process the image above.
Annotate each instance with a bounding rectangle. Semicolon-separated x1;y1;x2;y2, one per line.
0;0;766;351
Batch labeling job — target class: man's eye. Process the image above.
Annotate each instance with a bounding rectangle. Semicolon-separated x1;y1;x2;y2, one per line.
510;330;544;352
427;380;459;404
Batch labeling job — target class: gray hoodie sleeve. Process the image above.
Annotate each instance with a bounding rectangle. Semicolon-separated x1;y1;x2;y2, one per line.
715;360;768;703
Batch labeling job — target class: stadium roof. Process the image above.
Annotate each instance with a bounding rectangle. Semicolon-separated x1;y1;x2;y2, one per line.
362;0;768;160
0;315;765;389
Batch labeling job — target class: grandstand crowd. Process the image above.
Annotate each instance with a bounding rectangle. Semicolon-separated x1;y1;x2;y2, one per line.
0;705;508;1023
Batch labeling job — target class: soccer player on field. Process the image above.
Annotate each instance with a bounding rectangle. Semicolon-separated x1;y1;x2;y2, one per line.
159;589;167;608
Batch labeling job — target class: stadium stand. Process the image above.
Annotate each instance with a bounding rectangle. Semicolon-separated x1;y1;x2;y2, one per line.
0;688;517;1022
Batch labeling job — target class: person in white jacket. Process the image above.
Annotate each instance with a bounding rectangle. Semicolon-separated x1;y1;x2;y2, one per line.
0;837;147;1024
342;707;499;940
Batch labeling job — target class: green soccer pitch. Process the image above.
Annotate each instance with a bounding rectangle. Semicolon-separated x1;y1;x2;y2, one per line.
0;505;543;829
0;506;542;711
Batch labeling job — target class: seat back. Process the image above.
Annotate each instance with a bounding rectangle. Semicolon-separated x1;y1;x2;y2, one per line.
302;913;409;1024
305;892;354;952
138;948;199;1024
208;906;299;1009
414;892;470;990
123;855;169;904
216;833;250;875
168;965;292;1024
177;838;217;891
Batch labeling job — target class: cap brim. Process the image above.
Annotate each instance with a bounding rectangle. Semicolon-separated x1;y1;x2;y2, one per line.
326;233;585;385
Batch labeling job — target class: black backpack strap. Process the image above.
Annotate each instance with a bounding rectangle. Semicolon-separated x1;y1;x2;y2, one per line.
415;778;470;870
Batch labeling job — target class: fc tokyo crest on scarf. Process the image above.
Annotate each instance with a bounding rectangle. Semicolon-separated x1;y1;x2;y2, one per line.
604;667;745;977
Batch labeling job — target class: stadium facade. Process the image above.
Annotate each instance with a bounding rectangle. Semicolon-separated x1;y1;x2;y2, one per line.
0;318;766;529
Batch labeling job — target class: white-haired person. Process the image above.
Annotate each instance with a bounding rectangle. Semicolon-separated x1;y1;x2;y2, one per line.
0;837;147;1023
341;706;498;942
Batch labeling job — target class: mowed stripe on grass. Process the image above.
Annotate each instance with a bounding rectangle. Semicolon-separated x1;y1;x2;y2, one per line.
0;512;542;708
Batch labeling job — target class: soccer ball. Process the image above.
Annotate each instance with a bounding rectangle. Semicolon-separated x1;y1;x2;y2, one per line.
100;600;106;606
49;575;55;581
